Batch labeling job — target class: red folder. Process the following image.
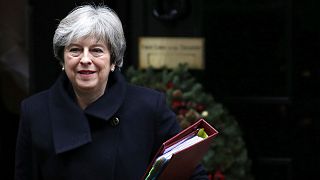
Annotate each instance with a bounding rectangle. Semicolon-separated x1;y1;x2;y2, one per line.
142;118;219;180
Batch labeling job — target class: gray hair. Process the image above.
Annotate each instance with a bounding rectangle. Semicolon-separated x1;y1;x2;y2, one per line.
53;5;126;68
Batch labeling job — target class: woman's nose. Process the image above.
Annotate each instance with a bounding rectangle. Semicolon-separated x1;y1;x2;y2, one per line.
80;50;92;65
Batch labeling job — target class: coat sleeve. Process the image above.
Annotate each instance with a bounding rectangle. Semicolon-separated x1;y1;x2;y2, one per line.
153;92;181;147
14;101;32;180
154;92;209;180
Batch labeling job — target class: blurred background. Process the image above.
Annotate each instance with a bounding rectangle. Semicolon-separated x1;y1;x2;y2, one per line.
1;0;319;179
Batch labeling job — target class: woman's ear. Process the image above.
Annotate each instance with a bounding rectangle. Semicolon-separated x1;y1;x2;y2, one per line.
60;62;65;71
111;64;115;72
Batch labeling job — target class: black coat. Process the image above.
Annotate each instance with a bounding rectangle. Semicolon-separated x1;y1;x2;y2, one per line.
15;70;208;180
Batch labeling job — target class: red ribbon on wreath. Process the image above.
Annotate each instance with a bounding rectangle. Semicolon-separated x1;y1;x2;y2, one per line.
208;169;225;180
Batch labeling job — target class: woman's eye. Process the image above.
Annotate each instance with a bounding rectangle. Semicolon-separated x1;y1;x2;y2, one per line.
68;48;81;56
91;48;104;57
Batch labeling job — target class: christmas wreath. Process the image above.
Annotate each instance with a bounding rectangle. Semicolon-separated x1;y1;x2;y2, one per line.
125;64;254;180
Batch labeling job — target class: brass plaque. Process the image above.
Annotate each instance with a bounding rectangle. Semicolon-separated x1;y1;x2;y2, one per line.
139;37;205;69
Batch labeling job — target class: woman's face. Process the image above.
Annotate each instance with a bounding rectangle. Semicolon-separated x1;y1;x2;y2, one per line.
63;37;114;94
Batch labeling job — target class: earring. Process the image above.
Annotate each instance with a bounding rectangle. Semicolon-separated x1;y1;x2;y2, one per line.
111;66;115;72
62;66;65;71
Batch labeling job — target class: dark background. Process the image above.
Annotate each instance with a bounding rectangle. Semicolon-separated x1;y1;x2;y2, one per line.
1;0;320;179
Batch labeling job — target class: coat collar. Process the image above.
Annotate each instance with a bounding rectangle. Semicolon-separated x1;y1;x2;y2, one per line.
49;70;127;154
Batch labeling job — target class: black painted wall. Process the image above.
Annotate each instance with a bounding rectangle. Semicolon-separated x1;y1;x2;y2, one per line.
1;0;320;179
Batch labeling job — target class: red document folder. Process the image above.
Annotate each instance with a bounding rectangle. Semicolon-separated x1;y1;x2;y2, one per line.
142;118;219;180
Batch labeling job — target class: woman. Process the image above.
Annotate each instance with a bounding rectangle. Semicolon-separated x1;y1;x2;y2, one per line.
15;4;208;180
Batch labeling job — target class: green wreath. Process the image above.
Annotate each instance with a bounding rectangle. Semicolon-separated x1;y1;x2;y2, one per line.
125;64;254;180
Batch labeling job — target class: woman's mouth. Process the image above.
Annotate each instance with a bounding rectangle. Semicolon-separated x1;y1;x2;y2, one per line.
78;70;96;74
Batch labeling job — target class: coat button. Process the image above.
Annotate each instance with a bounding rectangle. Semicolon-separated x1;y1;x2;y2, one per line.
110;117;120;127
